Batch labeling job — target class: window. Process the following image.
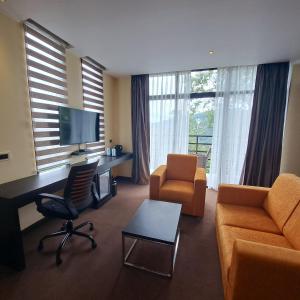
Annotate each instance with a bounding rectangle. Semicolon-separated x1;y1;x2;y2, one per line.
189;69;217;171
80;57;106;157
24;19;72;171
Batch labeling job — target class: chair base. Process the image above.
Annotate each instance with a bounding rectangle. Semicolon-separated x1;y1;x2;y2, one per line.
38;220;97;265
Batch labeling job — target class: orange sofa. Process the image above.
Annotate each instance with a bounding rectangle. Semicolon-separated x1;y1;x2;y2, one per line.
149;154;206;217
216;174;300;300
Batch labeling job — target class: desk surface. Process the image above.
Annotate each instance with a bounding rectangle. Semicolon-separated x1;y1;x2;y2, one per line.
0;153;133;205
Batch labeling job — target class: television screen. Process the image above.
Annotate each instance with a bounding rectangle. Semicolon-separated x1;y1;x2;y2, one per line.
59;107;100;145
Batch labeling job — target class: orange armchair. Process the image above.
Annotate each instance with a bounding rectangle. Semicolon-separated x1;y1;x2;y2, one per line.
149;154;207;217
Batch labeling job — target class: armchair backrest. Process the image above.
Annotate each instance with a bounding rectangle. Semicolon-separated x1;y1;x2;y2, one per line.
64;160;99;210
167;154;197;182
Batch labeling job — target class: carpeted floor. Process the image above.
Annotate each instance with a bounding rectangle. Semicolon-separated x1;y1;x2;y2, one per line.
0;183;223;300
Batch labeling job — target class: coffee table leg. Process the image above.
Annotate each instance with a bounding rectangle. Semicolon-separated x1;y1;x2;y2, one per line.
170;229;180;277
123;230;180;278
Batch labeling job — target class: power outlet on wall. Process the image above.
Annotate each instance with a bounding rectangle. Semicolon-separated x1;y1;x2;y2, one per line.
0;152;10;161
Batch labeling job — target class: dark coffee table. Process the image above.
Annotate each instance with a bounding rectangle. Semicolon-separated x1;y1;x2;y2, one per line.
122;199;182;278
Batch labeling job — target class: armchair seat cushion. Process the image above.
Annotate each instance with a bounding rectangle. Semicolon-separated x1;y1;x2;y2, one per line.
159;180;194;204
216;203;281;234
218;225;293;284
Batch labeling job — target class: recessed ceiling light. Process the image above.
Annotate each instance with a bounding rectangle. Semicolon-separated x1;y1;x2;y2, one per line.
209;50;215;55
0;0;7;3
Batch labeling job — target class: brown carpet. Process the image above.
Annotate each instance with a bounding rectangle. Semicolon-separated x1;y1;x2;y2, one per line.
0;183;223;300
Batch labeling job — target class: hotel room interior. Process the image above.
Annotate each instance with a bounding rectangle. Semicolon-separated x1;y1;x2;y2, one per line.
0;0;300;299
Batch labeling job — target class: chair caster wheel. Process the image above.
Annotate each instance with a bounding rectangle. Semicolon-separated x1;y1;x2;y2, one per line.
92;241;97;249
56;257;62;265
38;242;43;252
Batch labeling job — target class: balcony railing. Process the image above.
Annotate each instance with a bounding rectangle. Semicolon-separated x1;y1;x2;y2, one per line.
188;134;212;171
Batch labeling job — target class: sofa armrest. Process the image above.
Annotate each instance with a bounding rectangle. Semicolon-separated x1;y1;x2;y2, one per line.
229;239;300;300
193;168;207;217
217;184;270;207
149;165;167;200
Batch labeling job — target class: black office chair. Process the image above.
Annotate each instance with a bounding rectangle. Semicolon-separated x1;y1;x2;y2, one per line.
35;161;99;265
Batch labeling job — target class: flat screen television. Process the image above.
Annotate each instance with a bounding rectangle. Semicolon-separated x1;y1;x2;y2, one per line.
59;107;100;146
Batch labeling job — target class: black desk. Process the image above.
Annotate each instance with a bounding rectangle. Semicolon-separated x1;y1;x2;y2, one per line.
0;153;133;271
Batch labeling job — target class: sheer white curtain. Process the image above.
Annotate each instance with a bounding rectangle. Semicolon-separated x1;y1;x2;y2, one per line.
149;72;191;171
209;66;257;189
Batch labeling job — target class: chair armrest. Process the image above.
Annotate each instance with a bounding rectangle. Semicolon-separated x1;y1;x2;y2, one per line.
229;239;300;300
35;193;65;206
217;184;270;207
149;165;167;200
193;168;207;216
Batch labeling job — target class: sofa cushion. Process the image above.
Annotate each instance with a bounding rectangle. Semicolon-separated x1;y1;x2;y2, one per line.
167;154;197;182
263;174;300;231
218;225;293;283
216;203;281;234
159;180;194;204
283;202;300;250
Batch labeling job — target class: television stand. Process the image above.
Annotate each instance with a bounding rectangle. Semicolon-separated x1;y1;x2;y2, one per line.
71;149;93;156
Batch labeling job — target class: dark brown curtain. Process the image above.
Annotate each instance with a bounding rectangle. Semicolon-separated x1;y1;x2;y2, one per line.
243;62;290;187
131;75;150;184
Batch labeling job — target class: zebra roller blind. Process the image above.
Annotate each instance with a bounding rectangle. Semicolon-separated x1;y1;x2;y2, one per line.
81;57;106;157
24;19;73;171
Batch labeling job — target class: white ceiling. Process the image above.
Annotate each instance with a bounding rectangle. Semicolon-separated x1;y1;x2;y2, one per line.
1;0;300;75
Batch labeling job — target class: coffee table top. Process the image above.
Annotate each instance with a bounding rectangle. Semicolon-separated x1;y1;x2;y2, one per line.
122;199;182;245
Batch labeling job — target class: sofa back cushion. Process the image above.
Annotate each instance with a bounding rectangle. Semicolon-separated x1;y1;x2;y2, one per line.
283;202;300;250
263;174;300;231
167;154;197;182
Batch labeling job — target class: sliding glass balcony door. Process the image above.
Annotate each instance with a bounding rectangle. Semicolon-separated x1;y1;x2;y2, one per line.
149;70;217;173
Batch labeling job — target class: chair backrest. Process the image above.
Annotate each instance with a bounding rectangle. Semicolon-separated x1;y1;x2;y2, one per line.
167;154;197;182
64;161;99;210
